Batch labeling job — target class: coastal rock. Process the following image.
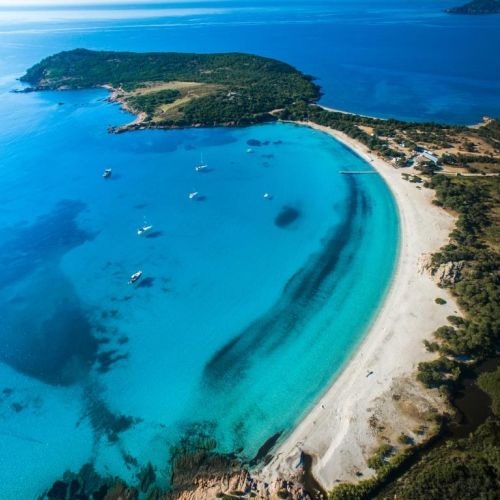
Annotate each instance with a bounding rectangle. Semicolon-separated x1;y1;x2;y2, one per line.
431;260;465;287
138;462;156;493
169;470;312;500
41;455;315;500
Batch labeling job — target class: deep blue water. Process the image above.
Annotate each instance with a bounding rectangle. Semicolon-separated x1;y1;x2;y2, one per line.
0;1;497;497
1;0;499;124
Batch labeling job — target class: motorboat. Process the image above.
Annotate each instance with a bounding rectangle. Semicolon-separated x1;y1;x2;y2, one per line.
102;168;112;178
263;192;273;200
189;191;199;200
129;271;142;284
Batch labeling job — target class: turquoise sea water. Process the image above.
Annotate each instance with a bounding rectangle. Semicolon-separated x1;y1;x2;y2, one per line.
0;87;398;497
0;1;497;497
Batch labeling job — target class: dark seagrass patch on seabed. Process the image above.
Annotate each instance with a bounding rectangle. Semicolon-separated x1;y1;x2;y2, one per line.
80;385;142;443
0;199;94;289
0;270;99;386
274;205;300;228
202;176;364;389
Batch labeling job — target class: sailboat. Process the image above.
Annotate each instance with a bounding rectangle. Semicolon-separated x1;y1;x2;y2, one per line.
137;217;153;236
137;224;153;236
195;153;208;172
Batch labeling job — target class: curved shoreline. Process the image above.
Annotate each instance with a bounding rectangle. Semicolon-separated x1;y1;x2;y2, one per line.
260;122;459;489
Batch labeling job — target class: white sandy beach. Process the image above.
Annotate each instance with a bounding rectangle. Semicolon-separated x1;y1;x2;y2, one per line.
261;122;460;490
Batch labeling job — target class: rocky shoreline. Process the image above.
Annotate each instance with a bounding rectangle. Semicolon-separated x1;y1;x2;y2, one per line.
42;461;315;500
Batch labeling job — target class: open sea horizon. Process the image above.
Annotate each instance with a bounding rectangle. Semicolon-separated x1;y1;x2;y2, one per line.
0;1;498;497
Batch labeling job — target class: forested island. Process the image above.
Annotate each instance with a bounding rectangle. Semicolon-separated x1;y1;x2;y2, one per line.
446;0;500;14
20;48;320;130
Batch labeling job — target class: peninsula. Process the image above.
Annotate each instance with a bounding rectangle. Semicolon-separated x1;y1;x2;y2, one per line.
446;0;500;14
22;50;499;499
20;48;320;130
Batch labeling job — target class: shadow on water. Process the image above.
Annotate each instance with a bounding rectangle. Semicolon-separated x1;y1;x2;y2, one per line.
136;276;155;288
203;175;368;389
145;231;162;239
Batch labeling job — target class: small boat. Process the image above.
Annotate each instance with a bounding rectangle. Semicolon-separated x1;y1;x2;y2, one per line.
263;192;272;200
246;148;254;154
189;191;199;200
102;168;112;179
129;271;142;284
195;153;208;172
137;225;153;236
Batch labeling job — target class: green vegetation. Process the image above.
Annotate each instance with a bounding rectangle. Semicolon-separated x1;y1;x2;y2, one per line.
279;103;500;173
425;176;498;361
278;102;405;159
435;297;447;305
126;88;180;117
21;48;319;128
478;367;500;415
366;444;395;471
446;0;500;15
380;418;500;499
328;447;416;500
397;433;414;446
415;175;498;396
380;371;500;499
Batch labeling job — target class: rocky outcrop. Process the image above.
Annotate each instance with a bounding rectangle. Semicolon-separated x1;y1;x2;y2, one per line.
431;260;465;287
41;422;316;499
419;253;465;288
42;466;312;500
170;470;312;499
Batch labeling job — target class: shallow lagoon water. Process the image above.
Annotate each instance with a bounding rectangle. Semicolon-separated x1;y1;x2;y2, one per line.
0;86;397;496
